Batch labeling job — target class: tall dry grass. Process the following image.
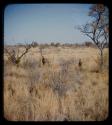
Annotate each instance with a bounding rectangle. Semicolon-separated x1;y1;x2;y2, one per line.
4;46;108;121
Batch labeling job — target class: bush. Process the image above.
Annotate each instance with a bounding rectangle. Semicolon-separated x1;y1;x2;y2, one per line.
85;42;95;47
22;58;38;69
50;72;69;97
31;42;38;48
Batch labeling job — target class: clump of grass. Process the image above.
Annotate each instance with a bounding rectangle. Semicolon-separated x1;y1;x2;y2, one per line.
91;55;100;73
22;57;39;69
103;49;109;69
50;71;69;97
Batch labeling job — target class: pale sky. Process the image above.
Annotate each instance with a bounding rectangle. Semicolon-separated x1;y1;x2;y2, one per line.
4;4;93;45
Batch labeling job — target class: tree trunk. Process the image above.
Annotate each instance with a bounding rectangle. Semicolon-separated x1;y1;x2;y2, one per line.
99;49;103;71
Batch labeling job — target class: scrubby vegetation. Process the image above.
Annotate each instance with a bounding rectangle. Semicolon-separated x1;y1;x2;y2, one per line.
4;44;108;121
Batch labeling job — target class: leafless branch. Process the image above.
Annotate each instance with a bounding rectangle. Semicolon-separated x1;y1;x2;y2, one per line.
5;44;32;66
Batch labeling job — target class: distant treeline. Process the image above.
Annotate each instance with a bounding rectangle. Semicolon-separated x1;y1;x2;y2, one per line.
31;41;108;48
5;41;109;48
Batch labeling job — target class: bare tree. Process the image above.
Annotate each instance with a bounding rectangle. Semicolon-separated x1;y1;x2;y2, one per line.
78;58;82;70
39;46;49;66
78;4;109;70
4;44;32;66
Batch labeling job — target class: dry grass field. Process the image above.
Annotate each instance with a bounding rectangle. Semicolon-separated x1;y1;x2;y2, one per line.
4;46;109;121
